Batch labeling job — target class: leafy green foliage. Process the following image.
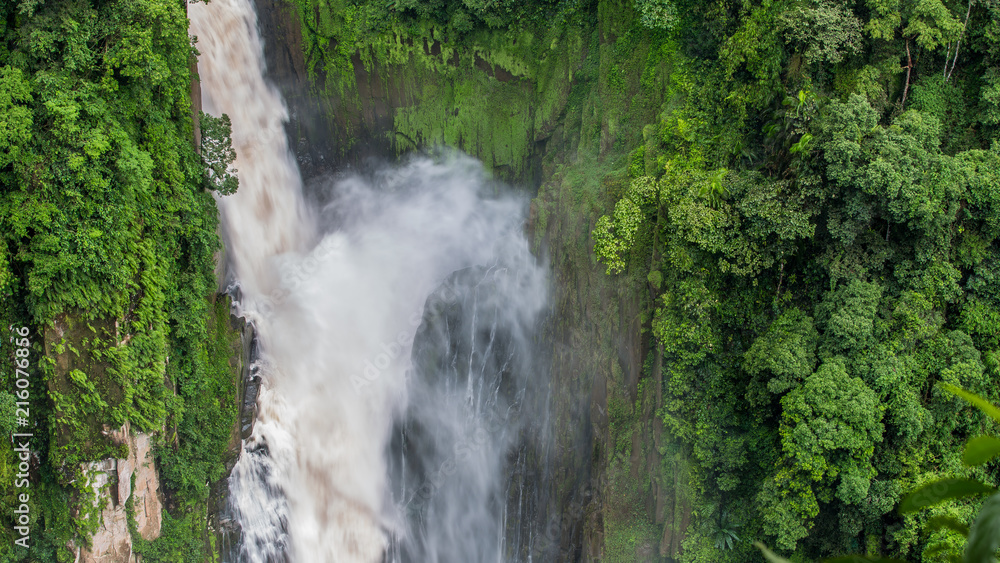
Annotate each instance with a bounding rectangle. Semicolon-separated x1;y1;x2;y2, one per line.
903;0;963;50
899;479;997;513
713;510;741;550
200;112;239;195
779;0;863;66
963;436;1000;467
964;492;1000;563
765;387;1000;562
941;382;1000;424
594;177;658;274
0;67;32;172
744;308;818;397
634;0;679;30
157;296;241;503
780;358;883;491
0;392;16;436
757;359;884;548
0;0;241;559
133;504;212;562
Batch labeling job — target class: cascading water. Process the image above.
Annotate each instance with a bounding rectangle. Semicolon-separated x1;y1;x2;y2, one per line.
189;1;549;561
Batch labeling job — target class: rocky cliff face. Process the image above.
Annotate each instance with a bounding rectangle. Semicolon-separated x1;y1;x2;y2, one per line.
73;423;162;563
207;309;259;559
252;0;395;179
44;295;251;563
250;1;693;560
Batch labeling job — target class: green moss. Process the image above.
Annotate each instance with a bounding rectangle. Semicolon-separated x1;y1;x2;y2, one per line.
394;72;534;174
158;295;242;503
43;316;124;473
289;0;598;179
605;517;660;562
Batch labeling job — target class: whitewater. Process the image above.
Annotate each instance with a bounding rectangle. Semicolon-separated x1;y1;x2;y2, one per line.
189;1;548;561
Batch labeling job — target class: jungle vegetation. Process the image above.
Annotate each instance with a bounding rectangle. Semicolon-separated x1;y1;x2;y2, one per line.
0;0;240;561
0;0;998;560
285;0;1000;560
587;0;1000;558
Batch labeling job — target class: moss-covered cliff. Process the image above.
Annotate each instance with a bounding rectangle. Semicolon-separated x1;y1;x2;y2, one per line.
0;0;248;559
254;0;1000;560
253;0;694;559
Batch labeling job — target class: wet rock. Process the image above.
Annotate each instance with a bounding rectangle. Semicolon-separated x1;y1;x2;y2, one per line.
76;422;162;563
207;294;259;562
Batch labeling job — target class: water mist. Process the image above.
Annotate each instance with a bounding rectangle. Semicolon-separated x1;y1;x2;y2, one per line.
189;1;549;561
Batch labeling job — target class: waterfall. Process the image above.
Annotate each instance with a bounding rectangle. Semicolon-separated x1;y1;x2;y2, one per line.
189;1;549;561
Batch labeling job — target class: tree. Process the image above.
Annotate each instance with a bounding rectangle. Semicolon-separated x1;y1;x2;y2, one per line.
760;358;885;550
779;0;863;67
593;176;658;274
199;111;239;195
817;279;883;354
744;308;819;398
757;384;1000;562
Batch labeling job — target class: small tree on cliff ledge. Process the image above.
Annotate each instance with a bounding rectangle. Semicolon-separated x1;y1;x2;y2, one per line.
200;111;239;195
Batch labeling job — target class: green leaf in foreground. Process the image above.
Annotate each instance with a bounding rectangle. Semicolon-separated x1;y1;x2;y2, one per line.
964;436;1000;467
823;556;908;562
899;478;996;513
965;492;1000;563
923;542;963;562
927;514;970;537
754;542;792;563
940;383;1000;424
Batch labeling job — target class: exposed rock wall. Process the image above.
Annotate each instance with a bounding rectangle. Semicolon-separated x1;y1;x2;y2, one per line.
75;423;162;563
252;0;388;179
250;1;695;559
45;316;163;562
207;301;259;558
